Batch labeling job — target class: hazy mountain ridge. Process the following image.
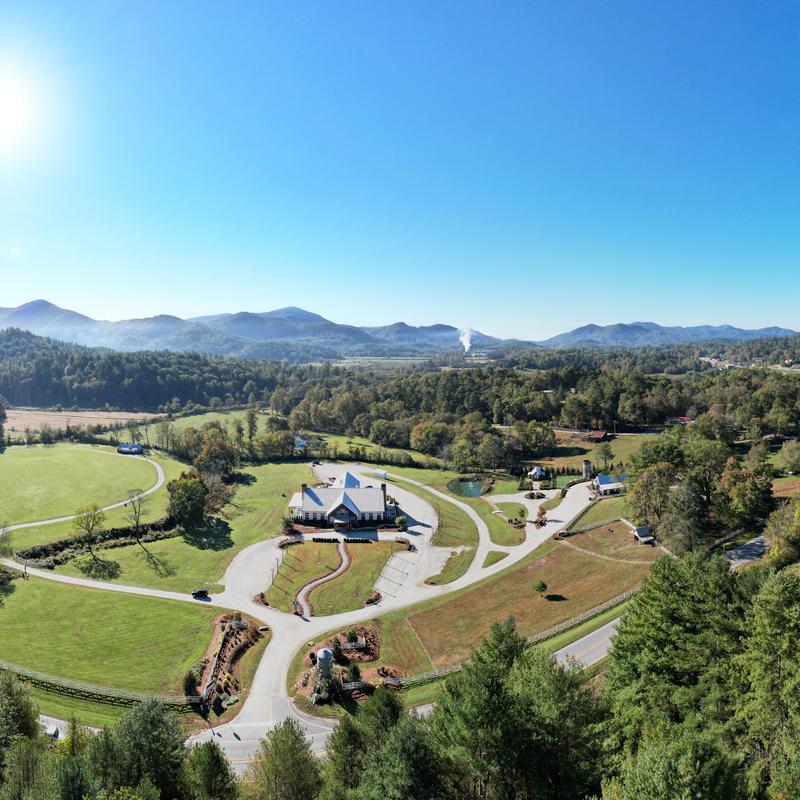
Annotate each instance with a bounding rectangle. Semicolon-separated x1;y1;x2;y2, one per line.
539;321;796;348
0;300;794;359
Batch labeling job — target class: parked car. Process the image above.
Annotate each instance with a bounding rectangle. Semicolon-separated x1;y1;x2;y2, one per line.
191;588;209;600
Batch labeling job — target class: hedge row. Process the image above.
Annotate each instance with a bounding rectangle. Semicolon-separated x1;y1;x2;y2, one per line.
16;517;178;568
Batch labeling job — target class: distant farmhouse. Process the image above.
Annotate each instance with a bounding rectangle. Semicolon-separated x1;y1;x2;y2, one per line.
585;430;607;442
117;442;143;455
592;473;626;496
288;471;397;530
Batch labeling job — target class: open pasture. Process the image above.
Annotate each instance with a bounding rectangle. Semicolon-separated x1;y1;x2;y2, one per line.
0;444;158;527
0;578;218;695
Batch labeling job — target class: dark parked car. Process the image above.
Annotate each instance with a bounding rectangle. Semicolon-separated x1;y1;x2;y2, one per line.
191;588;209;600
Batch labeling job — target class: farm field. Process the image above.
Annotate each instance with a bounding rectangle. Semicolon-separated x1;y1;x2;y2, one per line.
4;408;159;436
264;541;342;613
0;444;158;527
57;462;314;593
537;431;659;470
0;578;218;695
308;540;405;616
566;521;662;562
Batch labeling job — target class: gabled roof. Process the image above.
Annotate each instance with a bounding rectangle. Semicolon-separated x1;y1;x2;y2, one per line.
329;491;360;516
332;471;361;488
290;485;387;515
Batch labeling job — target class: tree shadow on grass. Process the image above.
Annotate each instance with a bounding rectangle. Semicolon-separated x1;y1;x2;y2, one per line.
138;545;177;578
77;555;121;580
544;593;568;602
228;472;256;486
182;518;234;551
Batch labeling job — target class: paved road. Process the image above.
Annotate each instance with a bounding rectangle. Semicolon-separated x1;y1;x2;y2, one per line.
6;460;598;767
724;535;767;570
4;451;165;533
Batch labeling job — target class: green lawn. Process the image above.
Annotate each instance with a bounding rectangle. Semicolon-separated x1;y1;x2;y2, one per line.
539;495;562;512
573;496;631;529
57;462;314;593
380;466;524;547
308;541;404;616
7;449;187;551
0;444;157;528
496;502;527;521
482;550;509;568
265;541;342;613
0;578;218;694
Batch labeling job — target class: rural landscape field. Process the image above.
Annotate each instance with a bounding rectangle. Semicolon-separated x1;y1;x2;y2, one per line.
2;2;799;799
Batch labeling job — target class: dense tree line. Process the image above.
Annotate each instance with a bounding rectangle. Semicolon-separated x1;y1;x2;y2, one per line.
7;329;800;459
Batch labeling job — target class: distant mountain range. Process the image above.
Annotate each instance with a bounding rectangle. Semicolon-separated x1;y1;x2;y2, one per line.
0;301;795;361
538;321;797;349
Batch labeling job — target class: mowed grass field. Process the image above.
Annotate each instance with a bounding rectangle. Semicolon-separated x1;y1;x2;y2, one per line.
309;541;405;616
0;444;158;527
0;578;218;694
6;449;188;551
308;431;442;467
57;462;314;593
538;431;659;470
265;541;342;613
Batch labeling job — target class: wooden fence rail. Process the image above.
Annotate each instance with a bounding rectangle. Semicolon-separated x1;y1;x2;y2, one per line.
0;660;200;709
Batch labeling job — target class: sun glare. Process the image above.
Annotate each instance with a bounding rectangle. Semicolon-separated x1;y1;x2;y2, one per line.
0;68;41;155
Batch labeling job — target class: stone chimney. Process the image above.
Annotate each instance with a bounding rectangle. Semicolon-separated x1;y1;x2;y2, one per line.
301;483;307;498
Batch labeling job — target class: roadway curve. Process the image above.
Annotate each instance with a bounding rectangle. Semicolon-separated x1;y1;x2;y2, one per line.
3;460;600;765
3;451;165;534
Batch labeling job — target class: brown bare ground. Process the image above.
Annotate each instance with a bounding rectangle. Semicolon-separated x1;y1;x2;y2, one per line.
5;408;160;432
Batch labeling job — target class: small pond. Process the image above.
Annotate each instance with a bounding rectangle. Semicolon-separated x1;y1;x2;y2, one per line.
447;478;485;497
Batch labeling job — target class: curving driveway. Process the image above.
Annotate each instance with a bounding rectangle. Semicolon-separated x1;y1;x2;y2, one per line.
3;459;599;766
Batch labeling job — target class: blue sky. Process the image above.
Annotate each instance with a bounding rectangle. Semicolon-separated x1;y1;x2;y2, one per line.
0;1;798;339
